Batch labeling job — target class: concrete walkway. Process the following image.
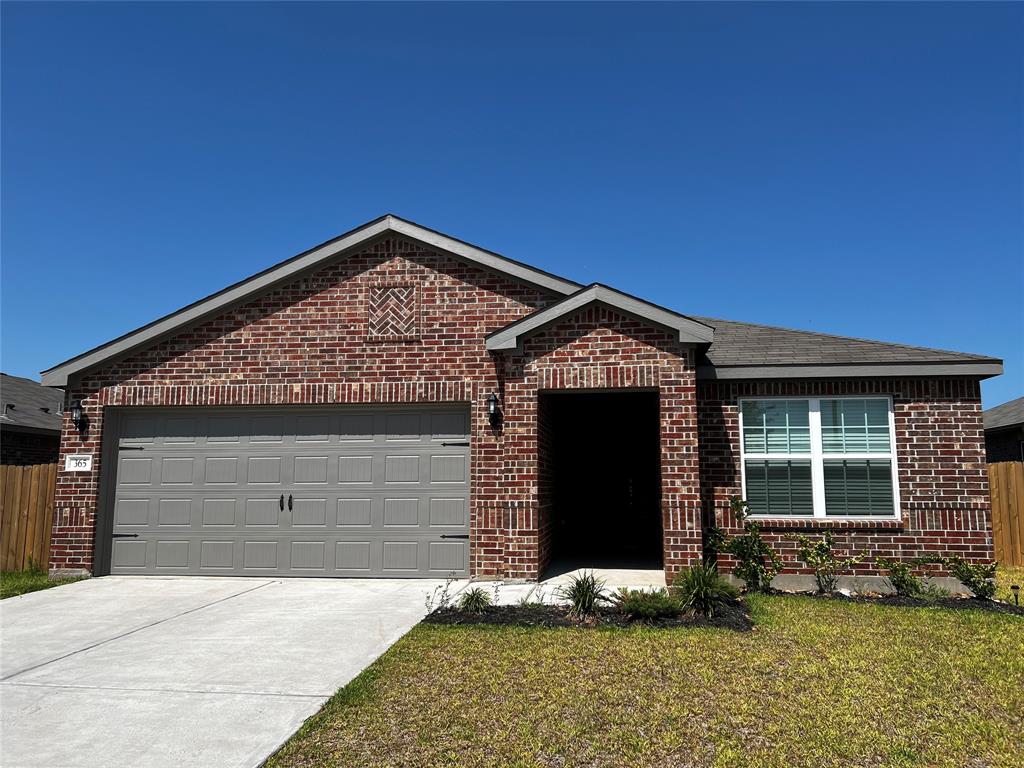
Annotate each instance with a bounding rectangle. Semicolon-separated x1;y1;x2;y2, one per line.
0;576;463;768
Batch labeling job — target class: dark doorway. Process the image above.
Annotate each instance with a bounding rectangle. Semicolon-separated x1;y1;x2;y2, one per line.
539;390;662;570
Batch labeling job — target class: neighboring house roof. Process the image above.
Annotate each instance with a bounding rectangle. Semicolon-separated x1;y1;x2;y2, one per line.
984;397;1024;432
40;215;1004;387
694;316;1002;380
0;373;64;434
486;283;715;351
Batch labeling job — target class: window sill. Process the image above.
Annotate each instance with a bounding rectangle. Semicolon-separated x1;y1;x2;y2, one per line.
745;517;904;531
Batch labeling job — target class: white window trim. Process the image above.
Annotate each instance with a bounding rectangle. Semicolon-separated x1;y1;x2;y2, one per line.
737;395;902;521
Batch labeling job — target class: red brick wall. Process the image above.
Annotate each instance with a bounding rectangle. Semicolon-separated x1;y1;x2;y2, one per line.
52;237;554;574
697;378;993;576
500;306;703;579
48;233;993;580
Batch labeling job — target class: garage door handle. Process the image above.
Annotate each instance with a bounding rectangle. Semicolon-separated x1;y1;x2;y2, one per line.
279;494;284;511
288;494;293;511
119;445;145;451
440;534;469;539
111;533;139;538
441;441;469;447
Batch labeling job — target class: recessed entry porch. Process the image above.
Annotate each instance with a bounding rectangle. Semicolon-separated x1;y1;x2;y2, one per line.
537;390;663;581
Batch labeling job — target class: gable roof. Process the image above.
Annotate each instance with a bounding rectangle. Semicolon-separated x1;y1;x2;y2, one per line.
694;316;1002;379
39;214;1003;387
41;215;583;387
984;397;1024;432
1;373;63;434
486;283;714;351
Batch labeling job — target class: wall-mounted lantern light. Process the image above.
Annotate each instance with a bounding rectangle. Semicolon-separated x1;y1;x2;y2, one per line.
69;400;86;433
486;392;501;428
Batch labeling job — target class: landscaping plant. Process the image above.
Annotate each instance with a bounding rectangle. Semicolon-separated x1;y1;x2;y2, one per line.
558;571;609;619
457;587;492;613
424;574;457;612
928;555;998;600
876;557;924;597
706;497;782;592
671;562;739;617
791;531;864;593
614;588;682;620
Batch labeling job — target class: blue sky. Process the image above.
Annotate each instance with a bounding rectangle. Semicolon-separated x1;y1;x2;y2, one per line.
2;2;1021;406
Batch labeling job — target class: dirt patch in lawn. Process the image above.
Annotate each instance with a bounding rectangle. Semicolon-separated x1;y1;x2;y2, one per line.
422;600;754;631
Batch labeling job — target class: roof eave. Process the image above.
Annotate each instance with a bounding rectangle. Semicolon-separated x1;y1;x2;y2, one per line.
486;284;714;351
696;361;1004;380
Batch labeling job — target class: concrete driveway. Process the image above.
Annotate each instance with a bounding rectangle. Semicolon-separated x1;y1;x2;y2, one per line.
1;576;461;768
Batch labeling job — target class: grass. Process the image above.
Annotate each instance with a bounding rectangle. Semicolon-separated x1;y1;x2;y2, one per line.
0;569;85;599
267;594;1024;768
996;565;1024;604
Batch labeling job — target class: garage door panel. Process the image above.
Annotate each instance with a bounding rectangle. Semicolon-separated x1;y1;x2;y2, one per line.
202;498;237;526
428;540;468;573
429;498;466;527
292;498;327;526
115;498;151;526
244;497;282;527
109;406;469;577
156;498;192;527
200;540;235;569
337;498;372;527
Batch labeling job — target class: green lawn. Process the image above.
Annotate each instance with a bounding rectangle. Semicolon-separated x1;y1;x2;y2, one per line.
268;595;1024;768
0;569;85;599
996;565;1024;604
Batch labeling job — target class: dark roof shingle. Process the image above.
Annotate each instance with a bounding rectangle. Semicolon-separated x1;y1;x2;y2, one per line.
694;316;1000;369
0;373;64;433
984;397;1024;432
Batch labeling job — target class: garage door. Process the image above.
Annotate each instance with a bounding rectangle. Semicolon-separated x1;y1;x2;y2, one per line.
107;406;470;577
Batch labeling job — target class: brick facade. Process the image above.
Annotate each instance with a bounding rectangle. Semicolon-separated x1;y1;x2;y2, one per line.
49;235;994;579
698;378;993;577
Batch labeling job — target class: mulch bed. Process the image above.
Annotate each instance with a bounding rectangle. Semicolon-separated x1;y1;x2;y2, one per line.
774;591;1024;617
422;600;754;631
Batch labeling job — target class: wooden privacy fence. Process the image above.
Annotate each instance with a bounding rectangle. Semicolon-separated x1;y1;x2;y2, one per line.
990;461;1024;567
0;463;57;572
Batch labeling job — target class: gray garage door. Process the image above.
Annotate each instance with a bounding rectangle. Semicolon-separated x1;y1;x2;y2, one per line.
108;406;470;577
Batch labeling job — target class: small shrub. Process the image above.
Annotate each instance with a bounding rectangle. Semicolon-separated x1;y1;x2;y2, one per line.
930;555;998;600
558;571;609;619
877;557;924;597
716;497;782;592
457;586;492;613
918;583;951;603
614;588;682;620
791;531;864;593
671;562;739;617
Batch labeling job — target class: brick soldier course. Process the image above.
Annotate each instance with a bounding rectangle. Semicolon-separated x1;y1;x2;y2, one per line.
41;215;1003;581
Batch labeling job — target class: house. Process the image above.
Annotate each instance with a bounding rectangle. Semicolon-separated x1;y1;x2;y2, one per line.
1;373;63;465
40;216;1002;582
983;397;1024;462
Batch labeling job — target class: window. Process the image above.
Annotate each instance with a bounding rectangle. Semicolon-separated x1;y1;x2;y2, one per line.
739;397;899;518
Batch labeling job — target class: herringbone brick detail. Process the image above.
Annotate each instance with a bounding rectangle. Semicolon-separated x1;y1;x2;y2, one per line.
368;284;418;339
